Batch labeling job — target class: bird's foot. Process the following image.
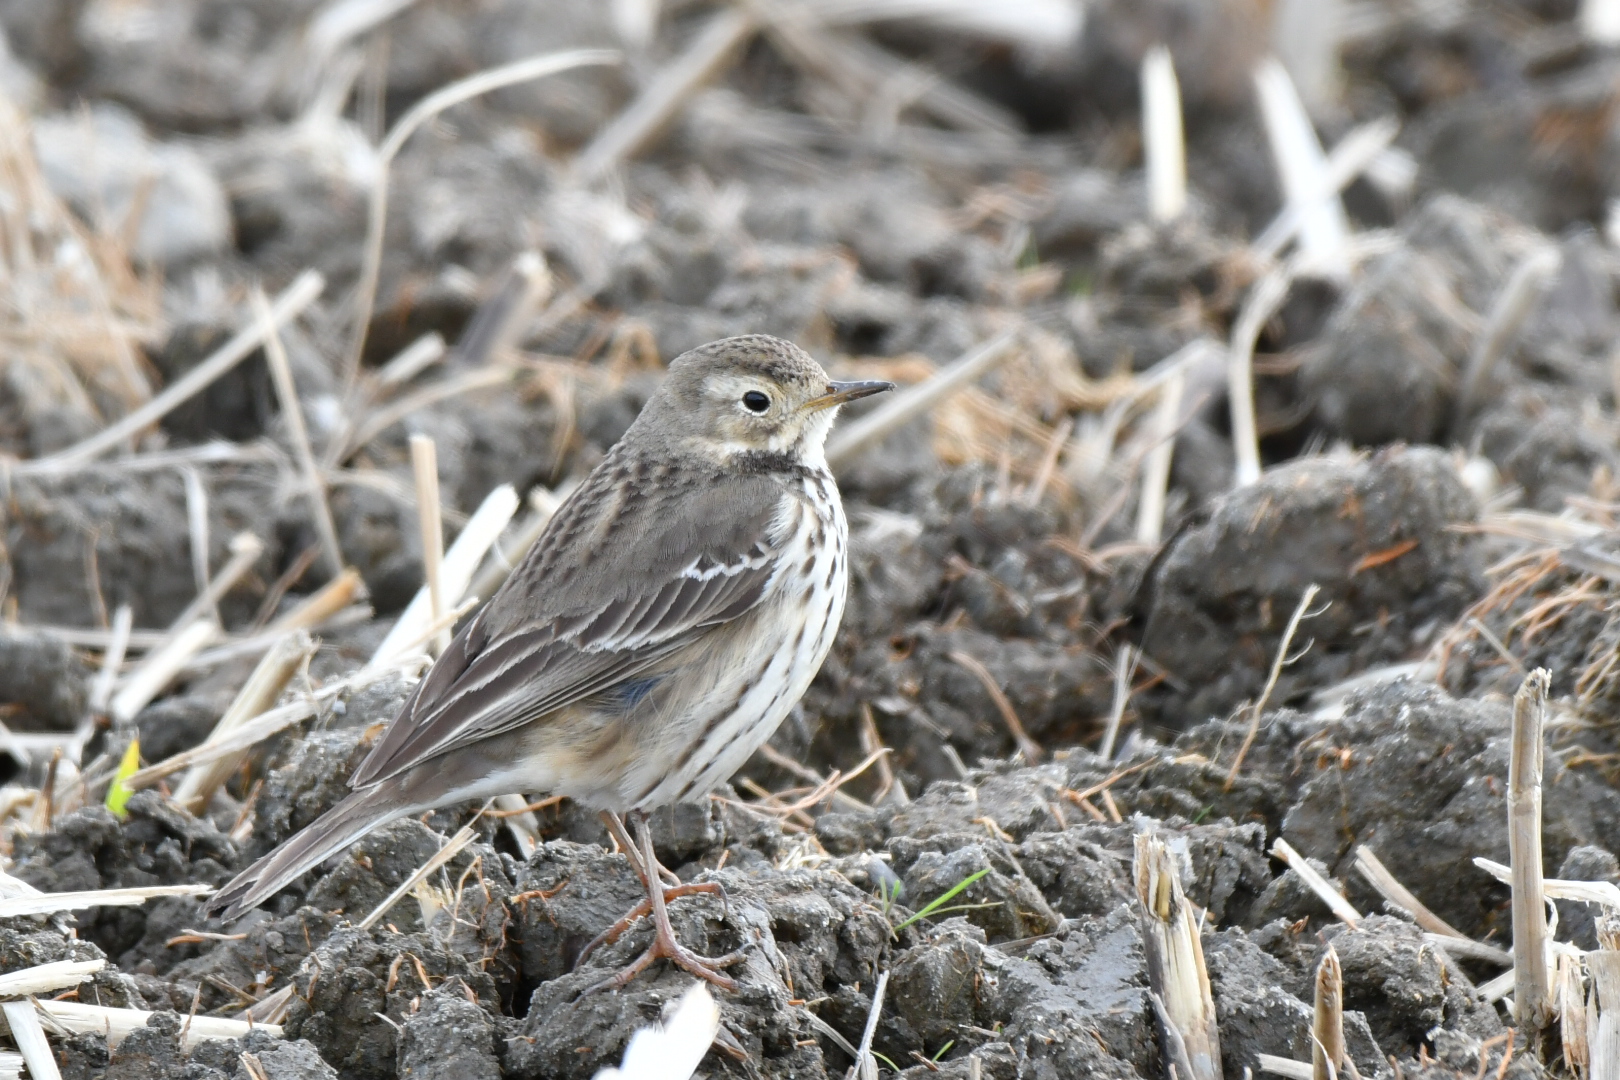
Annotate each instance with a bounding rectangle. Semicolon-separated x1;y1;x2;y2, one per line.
581;914;747;996
578;809;743;993
573;880;724;969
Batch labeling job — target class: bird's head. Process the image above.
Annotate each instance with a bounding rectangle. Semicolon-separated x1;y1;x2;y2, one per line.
636;335;892;468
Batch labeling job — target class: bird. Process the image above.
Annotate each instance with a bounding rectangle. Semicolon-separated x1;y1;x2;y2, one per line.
206;334;893;992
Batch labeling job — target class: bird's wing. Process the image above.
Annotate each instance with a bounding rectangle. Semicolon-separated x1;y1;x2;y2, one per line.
350;458;797;787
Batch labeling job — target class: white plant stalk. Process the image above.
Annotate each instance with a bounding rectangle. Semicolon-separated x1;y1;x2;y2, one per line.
1254;58;1349;276
1141;45;1186;223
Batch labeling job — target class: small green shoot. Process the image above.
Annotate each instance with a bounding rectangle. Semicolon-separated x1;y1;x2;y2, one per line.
105;738;141;819
930;1040;955;1062
873;1052;902;1072
1191;804;1213;825
892;868;991;932
876;874;903;917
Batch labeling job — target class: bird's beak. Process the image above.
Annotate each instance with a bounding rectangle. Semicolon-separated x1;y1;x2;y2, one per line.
804;380;895;413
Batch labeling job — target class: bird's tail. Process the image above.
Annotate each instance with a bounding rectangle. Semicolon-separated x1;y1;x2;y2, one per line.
206;782;408;922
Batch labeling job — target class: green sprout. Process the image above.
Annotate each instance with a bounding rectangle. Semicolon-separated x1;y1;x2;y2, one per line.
892;868;992;932
930;1040;955;1062
105;738;141;819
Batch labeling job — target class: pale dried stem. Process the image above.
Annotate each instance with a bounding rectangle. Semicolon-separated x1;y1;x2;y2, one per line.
1255;1055;1313;1079
358;823;479;930
576;11;752;181
1134;831;1222;1080
1141;45;1185;222
409;435;450;656
3;1000;59;1080
1454;248;1562;432
1227;267;1290;488
1591;923;1620;1080
109;619;219;725
341;49;620;389
375;332;446;388
34;1000;276;1048
449;251;551;367
827;329;1018;469
87;604;132;716
368;484;519;669
852;969;891;1080
1098;646;1139;766
254;288;345;578
182;467;212;614
265;567;364;634
1313;946;1344;1080
164;533;264;634
1510;667;1554;1032
343;367;512;456
173;631;314;813
0;959;102;998
1226;583;1320;788
465;487;561;604
24;271;324;473
0;884;211;919
1253;119;1398;258
1270;837;1362;927
1352;846;1509;961
1135;366;1185;546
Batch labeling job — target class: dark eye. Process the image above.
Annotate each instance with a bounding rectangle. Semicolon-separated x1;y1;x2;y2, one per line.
741;391;770;414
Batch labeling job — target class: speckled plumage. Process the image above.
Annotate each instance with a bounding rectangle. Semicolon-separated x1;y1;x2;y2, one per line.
208;335;890;928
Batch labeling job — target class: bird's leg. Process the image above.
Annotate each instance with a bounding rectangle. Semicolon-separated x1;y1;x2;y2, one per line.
600;809;680;888
599;810;652;887
578;811;746;994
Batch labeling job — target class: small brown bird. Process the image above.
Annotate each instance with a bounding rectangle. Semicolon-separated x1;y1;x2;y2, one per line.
207;335;891;991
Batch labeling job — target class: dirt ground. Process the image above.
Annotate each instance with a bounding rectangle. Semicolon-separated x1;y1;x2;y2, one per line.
2;1;1620;1078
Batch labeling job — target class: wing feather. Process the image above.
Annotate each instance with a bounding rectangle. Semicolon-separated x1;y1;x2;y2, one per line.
350;459;797;787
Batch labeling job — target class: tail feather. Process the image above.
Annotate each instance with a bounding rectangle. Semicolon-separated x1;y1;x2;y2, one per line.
207;784;406;922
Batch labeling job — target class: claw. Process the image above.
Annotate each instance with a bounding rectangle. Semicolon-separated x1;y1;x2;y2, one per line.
574;811;741;993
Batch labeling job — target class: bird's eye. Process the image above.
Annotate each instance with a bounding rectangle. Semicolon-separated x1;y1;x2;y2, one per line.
741;390;771;414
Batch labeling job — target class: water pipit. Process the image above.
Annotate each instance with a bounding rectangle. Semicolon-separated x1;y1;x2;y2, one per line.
207;334;891;991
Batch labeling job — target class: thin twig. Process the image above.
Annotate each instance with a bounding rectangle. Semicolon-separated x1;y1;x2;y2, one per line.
25;271;324;472
163;532;264;634
948;649;1042;764
850;969;891;1080
1135;366;1185;546
87;604;133;716
1351;846;1504;956
369;485;519;669
1453;247;1562;433
254;287;345;578
341;49;620;389
575;10;753;181
1226;583;1321;788
1099;644;1138;761
826;330;1019;469
358;823;479;930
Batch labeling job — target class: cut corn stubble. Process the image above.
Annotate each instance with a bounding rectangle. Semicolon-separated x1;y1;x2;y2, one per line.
1134;831;1221;1080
